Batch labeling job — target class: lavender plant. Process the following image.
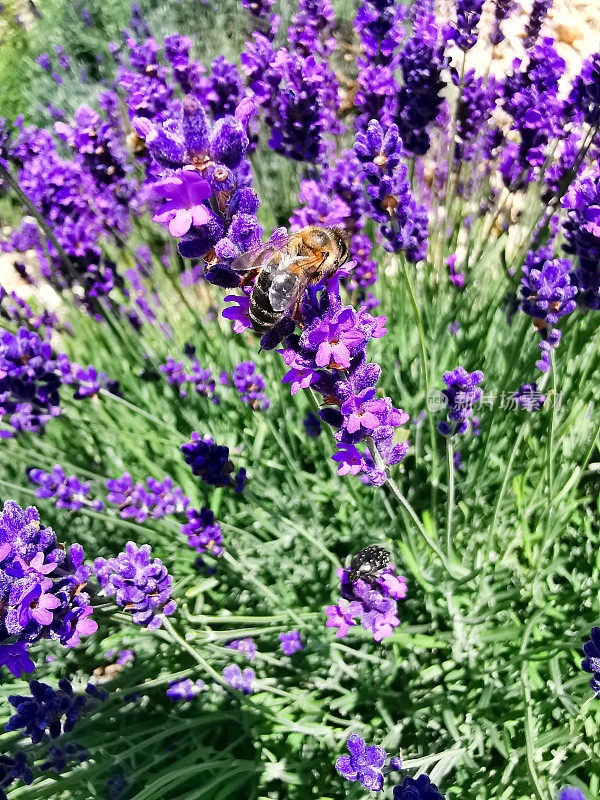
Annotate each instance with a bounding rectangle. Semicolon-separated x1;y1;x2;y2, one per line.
0;0;599;797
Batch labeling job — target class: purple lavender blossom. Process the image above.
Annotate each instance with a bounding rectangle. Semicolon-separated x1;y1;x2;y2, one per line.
28;466;104;512
266;50;340;162
0;642;35;678
502;39;565;183
566;53;600;127
354;120;428;261
288;0;336;58
335;733;386;791
196;56;246;119
513;383;545;411
0;327;65;438
180;432;245;490
490;0;515;45
166;678;205;701
95;542;177;630
0;501;97;655
558;789;587;800
222;664;254;694
39;743;89;773
303;411;321;438
279;630;304;655
437;367;484;436
231;361;270;410
6;679;105;744
519;248;577;371
356;0;405;67
0;751;33;795
152;173;212;237
181;507;223;556
35;53;52;71
328;561;407;643
523;0;552;49
393;774;445;799
582;627;600;697
105;473;189;522
563;168;600;309
226;637;257;661
446;0;485;50
455;71;499;162
395;15;446;155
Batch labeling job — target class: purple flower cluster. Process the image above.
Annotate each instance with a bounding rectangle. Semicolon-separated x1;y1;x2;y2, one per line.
454;70;500;162
445;0;484;51
513;383;545;411
490;0;515;46
28;466;104;512
6;679;106;744
563;169;600;309
40;742;89;773
222;663;254;694
395;14;446;156
0;751;33;796
231;361;270;410
118;37;174;124
567;52;600;127
181;506;224;556
288;0;336;58
335;733;392;791
0;501;97;676
581;626;600;696
519;248;577;371
166;677;205;701
226;637;257;661
180;432;246;491
95;542;177;630
279;630;304;655
136;94;261;276
0;328;64;438
354;120;428;262
241;0;279;40
523;0;552;49
326;562;407;643
195;56;246;120
558;790;587;800
265;50;341;163
105;473;189;523
54;99;132;193
160;355;218;402
437;367;484;436
6;109;134;309
393;774;445;799
501;39;565;185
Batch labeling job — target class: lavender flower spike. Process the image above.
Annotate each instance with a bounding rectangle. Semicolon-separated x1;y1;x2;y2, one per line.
95;542;177;630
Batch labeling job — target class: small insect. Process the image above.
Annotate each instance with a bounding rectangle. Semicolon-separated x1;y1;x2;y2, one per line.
230;226;350;334
347;545;391;587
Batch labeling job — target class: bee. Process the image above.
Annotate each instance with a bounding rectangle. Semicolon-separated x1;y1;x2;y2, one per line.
230;226;350;334
347;545;391;587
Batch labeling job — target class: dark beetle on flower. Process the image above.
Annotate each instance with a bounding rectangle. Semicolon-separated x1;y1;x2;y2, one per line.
348;545;391;586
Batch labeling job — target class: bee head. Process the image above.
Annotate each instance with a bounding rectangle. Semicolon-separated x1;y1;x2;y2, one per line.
331;227;350;265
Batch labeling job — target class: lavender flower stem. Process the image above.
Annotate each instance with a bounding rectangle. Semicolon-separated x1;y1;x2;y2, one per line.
443;51;467;233
366;440;453;574
446;438;455;561
398;255;439;521
98;388;181;436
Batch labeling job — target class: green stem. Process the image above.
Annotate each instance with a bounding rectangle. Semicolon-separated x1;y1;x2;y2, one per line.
446;437;455;561
399;254;439;525
98;388;181;437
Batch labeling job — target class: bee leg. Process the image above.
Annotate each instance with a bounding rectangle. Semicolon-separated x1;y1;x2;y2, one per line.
240;269;259;288
291;300;303;328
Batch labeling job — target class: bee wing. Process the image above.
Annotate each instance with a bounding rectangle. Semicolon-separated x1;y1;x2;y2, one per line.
267;251;326;313
229;235;291;273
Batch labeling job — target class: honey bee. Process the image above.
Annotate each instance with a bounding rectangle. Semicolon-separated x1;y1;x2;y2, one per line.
230;226;350;334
